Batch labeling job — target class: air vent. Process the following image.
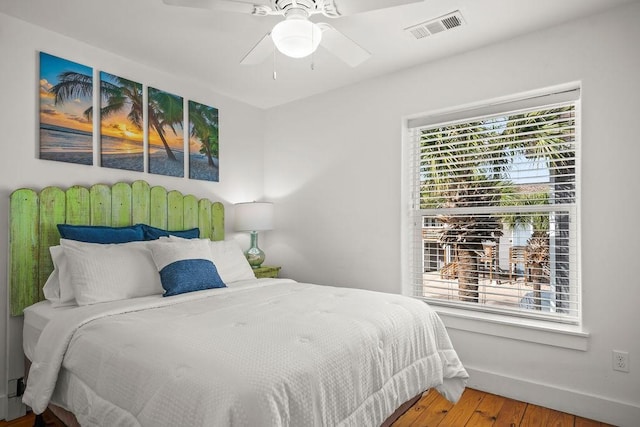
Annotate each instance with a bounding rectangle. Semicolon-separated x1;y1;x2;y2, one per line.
405;10;465;40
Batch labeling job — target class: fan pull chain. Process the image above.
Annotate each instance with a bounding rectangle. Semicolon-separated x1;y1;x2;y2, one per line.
272;48;277;80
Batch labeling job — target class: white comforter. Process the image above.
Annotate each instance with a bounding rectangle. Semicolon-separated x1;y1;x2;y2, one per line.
24;279;468;426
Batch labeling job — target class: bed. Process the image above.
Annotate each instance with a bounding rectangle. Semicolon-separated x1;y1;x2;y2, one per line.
10;180;468;426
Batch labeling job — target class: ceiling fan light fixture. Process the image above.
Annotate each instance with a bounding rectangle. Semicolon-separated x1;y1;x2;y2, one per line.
271;16;322;59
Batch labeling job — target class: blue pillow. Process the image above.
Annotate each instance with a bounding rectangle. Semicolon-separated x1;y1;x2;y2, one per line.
141;224;200;240
57;224;145;244
150;239;226;297
159;259;225;297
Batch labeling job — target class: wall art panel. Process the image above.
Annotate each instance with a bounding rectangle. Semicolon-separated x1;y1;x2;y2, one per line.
100;72;144;171
148;87;184;177
188;100;219;182
39;52;93;165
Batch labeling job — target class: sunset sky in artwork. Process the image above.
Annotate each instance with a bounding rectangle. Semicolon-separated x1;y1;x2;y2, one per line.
102;116;144;141
100;105;144;141
149;122;183;151
39;52;93;133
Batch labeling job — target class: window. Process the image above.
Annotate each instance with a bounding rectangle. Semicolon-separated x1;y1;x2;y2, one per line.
405;86;580;324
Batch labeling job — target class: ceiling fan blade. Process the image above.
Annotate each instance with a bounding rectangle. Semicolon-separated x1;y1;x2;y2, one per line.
332;0;423;16
162;0;257;14
317;23;370;67
240;33;274;65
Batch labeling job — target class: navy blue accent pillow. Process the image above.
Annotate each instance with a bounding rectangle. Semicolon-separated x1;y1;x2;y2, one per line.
141;224;200;240
57;224;145;244
160;259;226;297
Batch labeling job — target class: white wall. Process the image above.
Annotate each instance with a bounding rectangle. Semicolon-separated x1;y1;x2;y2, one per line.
0;12;267;418
264;2;640;426
3;2;640;424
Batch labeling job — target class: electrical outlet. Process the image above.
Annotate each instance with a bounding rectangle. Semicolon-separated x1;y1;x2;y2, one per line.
612;350;629;372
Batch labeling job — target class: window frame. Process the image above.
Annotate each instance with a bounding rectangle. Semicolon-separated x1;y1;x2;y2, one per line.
402;83;583;330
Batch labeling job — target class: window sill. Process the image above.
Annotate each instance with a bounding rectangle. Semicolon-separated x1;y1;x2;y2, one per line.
433;306;590;351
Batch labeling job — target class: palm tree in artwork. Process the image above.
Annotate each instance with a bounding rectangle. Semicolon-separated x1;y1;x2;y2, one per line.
189;101;219;167
99;76;143;137
148;88;182;161
50;71;93;118
50;72;180;161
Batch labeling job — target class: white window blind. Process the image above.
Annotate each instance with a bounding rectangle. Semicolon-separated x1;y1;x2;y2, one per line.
406;87;580;323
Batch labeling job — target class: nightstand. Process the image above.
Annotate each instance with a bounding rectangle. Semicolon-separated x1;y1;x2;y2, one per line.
253;265;281;279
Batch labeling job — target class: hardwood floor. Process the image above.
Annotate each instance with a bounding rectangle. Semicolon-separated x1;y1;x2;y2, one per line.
392;388;614;427
0;388;612;427
0;409;63;427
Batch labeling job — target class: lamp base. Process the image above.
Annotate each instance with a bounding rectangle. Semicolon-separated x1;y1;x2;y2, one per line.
245;231;265;269
245;248;265;269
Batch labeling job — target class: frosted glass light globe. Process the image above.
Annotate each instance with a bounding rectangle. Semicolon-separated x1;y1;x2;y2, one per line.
271;18;322;59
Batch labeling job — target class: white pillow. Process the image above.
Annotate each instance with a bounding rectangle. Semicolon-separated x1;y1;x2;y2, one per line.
164;236;255;283
60;239;164;306
149;237;215;270
208;239;256;283
43;245;76;307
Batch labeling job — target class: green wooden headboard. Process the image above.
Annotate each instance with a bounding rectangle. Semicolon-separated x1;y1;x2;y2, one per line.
9;180;224;316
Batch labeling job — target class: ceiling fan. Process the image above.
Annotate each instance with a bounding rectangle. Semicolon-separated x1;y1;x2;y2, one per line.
162;0;423;67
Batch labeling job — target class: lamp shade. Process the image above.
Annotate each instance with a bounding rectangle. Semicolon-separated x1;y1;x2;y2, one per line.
234;202;274;232
271;17;322;59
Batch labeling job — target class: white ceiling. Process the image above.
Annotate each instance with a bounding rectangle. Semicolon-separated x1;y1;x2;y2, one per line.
0;0;635;109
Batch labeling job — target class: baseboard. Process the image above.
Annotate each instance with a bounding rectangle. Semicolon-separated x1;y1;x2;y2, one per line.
0;393;6;421
465;366;640;427
1;391;26;421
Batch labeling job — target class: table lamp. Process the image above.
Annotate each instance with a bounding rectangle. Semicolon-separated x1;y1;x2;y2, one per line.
234;201;274;269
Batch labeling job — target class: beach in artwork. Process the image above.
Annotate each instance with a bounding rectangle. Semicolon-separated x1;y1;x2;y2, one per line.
41;123;216;177
149;151;216;178
148;147;218;179
101;134;144;171
149;145;184;177
40;124;145;169
40;123;93;165
189;152;219;181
